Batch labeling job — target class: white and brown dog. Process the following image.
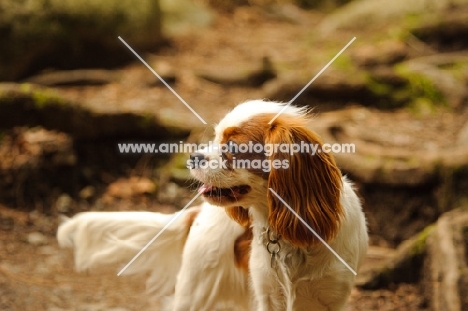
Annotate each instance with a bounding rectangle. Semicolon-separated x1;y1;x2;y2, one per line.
57;100;368;311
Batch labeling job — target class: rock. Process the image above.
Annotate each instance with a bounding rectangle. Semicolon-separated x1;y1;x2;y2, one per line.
396;54;468;109
0;127;76;209
410;9;468;51
55;194;74;213
367;67;408;86
280;45;464;110
319;0;468;34
24;70;121;87
0;0;162;81
161;0;214;35
327;114;468;184
0;83;189;139
27;232;48;246
262;69;400;110
0;83;193;209
196;56;276;87
355;245;396;286
357;226;432;289
78;186;96;200
261;3;312;24
354;208;468;310
13;127;75;166
351;41;408;68
422;208;468;311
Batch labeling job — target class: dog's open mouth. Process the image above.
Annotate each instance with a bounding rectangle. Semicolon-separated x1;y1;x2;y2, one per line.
198;184;251;200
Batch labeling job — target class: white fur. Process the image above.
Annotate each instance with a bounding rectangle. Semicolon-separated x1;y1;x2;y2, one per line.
172;203;250;311
57;204;250;310
214;100;307;142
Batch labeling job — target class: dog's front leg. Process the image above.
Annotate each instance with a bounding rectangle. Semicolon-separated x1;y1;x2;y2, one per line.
249;242;285;311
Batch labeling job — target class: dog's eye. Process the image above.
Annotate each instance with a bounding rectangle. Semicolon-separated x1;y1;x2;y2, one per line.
227;140;238;154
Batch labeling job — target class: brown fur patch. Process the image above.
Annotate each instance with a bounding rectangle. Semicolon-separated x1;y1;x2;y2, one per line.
234;227;253;273
265;114;344;247
225;206;250;227
220;115;275;178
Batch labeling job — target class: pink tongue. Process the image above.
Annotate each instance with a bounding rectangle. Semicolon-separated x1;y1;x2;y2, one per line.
198;184;213;194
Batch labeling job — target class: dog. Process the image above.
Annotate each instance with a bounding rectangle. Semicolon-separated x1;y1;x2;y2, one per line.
57;100;368;310
189;100;368;310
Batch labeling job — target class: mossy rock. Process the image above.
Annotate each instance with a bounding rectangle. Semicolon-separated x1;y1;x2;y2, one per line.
319;0;468;33
264;67;411;111
423;208;468;311
357;224;434;289
0;0;162;80
394;57;468;109
0;83;188;140
409;9;468;52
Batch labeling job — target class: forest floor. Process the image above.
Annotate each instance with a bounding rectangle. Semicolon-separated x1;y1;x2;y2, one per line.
3;3;467;310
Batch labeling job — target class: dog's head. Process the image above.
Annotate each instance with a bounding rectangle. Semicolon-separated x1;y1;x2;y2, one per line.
189;100;344;246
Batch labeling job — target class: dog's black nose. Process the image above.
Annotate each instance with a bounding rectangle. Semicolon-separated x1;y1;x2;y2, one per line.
190;153;206;169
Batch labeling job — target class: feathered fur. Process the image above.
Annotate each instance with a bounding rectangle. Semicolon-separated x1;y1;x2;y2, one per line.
57;204;251;310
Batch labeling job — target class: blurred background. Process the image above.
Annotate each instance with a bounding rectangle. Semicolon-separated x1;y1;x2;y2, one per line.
1;0;468;310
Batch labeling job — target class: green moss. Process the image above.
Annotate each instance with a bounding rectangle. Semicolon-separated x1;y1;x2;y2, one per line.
403;13;425;30
366;75;392;96
333;55;353;71
31;89;66;109
391;88;412;103
365;74;405;109
395;65;445;102
408;97;440;116
442;61;468;82
398;12;434;41
19;83;66;108
374;165;387;180
410;224;434;256
364;154;378;162
139;113;155;128
20;83;32;93
395;64;447;112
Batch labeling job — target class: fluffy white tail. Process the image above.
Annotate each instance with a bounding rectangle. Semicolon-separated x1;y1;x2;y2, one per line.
57;207;200;299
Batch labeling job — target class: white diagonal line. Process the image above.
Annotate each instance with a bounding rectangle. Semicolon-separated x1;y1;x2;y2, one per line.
268;188;357;275
118;36;207;125
117;192;202;276
268;37;356;124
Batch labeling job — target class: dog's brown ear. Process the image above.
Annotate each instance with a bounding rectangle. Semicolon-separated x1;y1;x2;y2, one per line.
265;115;343;247
226;206;250;227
